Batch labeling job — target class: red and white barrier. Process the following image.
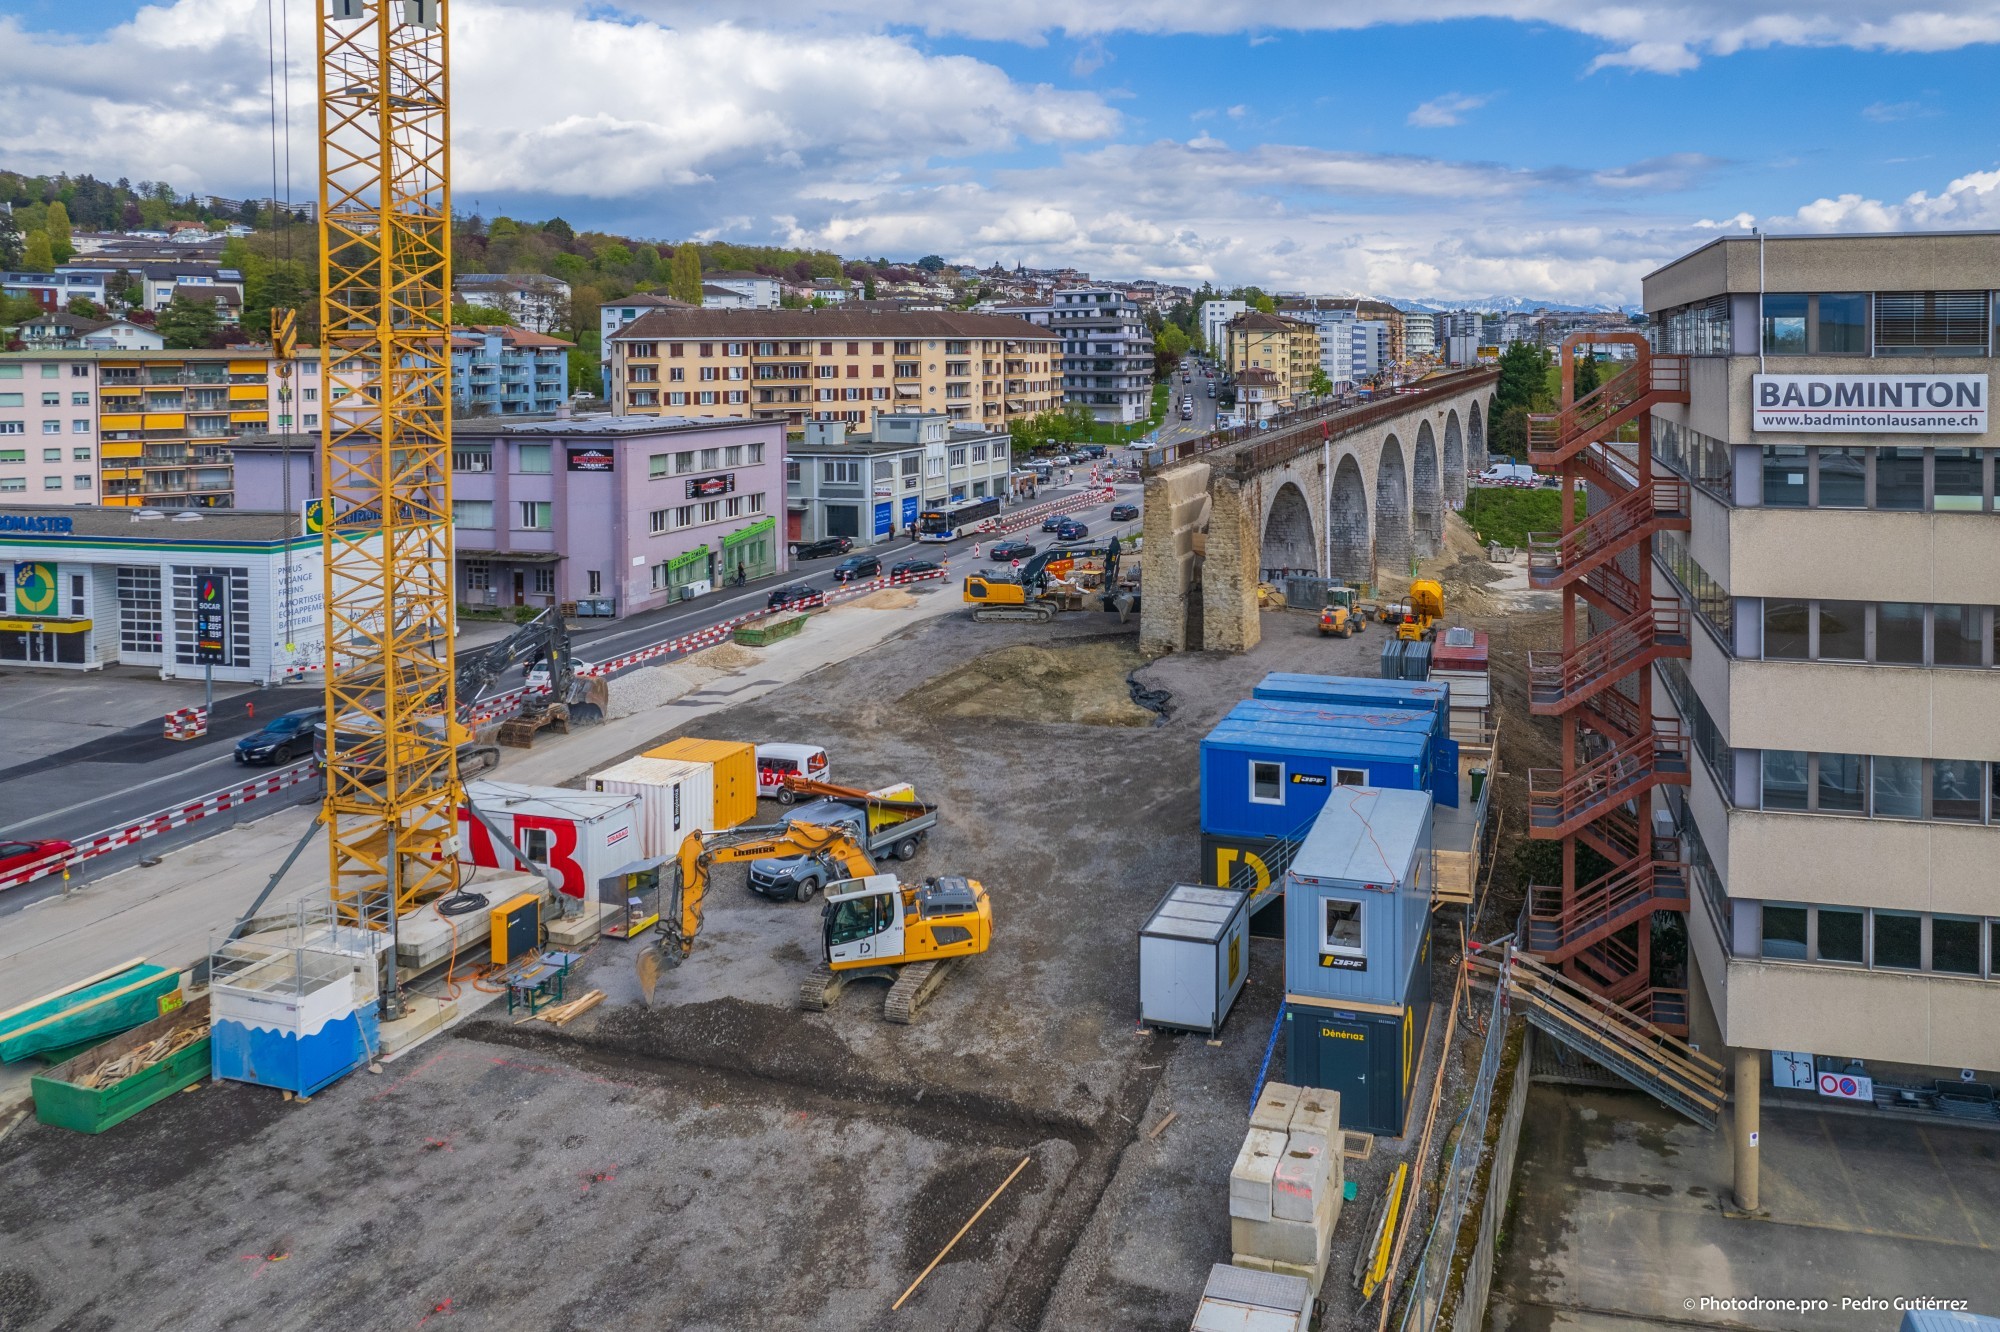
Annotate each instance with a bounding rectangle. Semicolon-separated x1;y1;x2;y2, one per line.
163;706;209;741
0;761;320;892
978;486;1116;537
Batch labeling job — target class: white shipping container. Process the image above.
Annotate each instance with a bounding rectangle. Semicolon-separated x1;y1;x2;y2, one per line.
459;780;642;902
588;756;717;859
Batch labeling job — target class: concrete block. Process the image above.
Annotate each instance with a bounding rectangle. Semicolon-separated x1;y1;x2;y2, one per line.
1231;1212;1328;1269
1265;1253;1326;1303
1228;1127;1289;1221
1230;1253;1276;1274
1271;1142;1333;1224
1250;1081;1301;1134
1288;1090;1339;1157
378;993;458;1058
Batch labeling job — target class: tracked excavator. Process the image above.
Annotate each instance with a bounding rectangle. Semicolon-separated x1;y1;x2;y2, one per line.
963;536;1138;623
636;819;993;1024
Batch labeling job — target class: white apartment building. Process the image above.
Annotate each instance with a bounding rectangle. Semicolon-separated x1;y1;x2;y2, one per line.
997;287;1155;424
1198;300;1248;358
453;273;571;333
599;293;695;355
1641;232;2000;1104
701;272;781;309
1402;311;1437;359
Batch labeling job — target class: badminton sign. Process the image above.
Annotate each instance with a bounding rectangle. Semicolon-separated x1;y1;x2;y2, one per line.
1753;373;1987;434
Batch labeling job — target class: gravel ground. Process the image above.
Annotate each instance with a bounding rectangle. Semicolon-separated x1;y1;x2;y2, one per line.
0;585;1527;1332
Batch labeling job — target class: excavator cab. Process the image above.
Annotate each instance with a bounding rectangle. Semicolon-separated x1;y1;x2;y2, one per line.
822;874;907;966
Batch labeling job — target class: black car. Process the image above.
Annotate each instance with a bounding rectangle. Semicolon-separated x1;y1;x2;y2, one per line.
1041;514;1070;532
889;558;944;577
767;582;822;610
234;707;325;766
789;535;853;560
990;539;1036;561
1109;502;1139;521
1055;519;1089;540
832;554;882;582
1075;444;1107;460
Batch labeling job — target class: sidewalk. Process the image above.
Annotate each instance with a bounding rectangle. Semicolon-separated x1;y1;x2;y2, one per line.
0;584;968;1100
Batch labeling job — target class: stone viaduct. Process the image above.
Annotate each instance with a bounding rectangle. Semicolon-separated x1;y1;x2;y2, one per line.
1139;368;1500;654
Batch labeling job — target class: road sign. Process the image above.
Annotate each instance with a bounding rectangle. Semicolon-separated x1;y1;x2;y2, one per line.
195;574;229;665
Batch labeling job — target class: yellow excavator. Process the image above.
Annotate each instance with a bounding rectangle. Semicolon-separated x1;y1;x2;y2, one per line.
636;820;993;1024
963;537;1137;623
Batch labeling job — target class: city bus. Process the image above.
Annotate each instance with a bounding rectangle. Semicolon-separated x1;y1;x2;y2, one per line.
916;497;1001;542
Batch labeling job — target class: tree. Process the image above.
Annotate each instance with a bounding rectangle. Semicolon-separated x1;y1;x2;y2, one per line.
67;296;105;319
120;200;143;230
451;302;515;326
21;230;54;272
0;210;20;269
1492;341;1552;421
44;201;73;264
1308;368;1333;398
542;216;575;241
916;254;946;273
667;246;703;304
156;291;220;349
1571;352;1601;400
1155;322;1190;365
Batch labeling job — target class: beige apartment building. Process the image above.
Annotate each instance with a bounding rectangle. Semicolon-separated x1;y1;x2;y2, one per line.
1643;231;2000;1099
605;310;1061;434
1224;312;1320;413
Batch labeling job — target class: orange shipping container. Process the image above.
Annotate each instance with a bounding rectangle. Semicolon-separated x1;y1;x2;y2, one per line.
641;738;756;829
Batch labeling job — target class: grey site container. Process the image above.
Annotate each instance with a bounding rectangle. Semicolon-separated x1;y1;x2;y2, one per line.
1190;1263;1311;1332
1139;884;1251;1037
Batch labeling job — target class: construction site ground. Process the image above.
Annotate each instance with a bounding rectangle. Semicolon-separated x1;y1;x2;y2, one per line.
1488;1084;2000;1329
0;535;1540;1332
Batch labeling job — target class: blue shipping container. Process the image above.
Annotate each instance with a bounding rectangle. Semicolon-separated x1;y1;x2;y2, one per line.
1200;705;1456;842
1283;787;1433;1007
1257;672;1450;725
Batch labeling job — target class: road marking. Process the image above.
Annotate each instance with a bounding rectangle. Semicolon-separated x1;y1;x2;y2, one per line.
0;749;244;835
1918;1124;1987;1247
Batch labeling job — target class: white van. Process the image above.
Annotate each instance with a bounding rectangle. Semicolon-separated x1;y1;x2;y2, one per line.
756;743;831;802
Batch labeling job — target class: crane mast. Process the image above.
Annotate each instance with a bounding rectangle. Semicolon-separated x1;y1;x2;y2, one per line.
316;0;459;928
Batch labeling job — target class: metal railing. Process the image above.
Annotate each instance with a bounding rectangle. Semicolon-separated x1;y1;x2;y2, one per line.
1141;367;1498;477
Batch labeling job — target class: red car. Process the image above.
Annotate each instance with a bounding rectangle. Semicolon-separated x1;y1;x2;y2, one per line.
0;838;73;881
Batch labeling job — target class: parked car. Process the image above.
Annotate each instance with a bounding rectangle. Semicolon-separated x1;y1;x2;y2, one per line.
0;838;73;879
757;742;831;800
1075;444;1107;460
889;558;944;577
234;707;326;765
991;539;1036;561
832;554;882;582
767;582;822;610
789;536;853;560
1055;519;1089;540
1110;502;1139;521
1045;453;1073;466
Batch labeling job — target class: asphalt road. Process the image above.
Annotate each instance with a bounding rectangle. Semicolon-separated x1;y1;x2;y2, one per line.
0;477;1141;914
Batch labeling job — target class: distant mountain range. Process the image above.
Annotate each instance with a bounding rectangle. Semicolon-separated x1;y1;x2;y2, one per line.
1383;294;1642;316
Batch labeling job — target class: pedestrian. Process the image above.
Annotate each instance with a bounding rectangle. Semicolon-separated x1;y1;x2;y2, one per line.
736;560;747;586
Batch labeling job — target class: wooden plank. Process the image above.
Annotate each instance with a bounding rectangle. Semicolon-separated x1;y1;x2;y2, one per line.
1507;969;1726;1092
1508;954;1725;1072
1509;980;1724;1107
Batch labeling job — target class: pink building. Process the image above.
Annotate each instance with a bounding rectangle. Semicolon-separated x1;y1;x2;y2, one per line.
0;357;100;503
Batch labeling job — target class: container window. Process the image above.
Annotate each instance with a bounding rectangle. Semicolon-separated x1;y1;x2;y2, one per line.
1818;907;1865;963
1250;760;1284;804
1761;905;1808;960
1334;768;1367;786
1321;899;1364;958
519;827;551;864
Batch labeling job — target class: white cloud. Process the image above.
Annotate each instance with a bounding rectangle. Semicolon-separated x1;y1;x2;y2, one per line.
1071;38;1112;76
1861;99;1935;121
1407;93;1490;128
1759;168;2000;231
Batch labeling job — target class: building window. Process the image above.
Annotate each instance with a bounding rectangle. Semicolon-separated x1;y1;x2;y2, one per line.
1760;904;1809;960
748;442;764;463
72;447;90;461
532;568;554;596
42;421;60;435
1933;449;1983;511
1871;756;1922;818
1817;600;1865;661
42;476;61;490
747;492;764;513
516;444;551;474
822;461;861;485
1933;916;1983;975
700;500;720;523
464;561;491;591
1818;908;1865;964
697;392;716;406
1875;290;1990;356
452;447;492;473
452;500;493;529
1878;448;1926;510
1873;911;1922;970
587;570;602;596
1249;760;1284;804
517;501;552;530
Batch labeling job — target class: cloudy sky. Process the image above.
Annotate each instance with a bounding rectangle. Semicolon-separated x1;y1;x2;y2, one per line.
5;0;1999;304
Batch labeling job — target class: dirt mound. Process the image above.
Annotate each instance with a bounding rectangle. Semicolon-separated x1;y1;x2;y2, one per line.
844;587;918;611
685;641;761;671
906;640;1154;727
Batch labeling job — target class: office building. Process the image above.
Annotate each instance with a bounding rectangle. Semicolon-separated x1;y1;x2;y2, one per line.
1537;231;2000;1110
1198;300;1248;358
785;413;1013;547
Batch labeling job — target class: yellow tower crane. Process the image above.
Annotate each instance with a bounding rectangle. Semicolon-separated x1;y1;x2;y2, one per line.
315;0;459;959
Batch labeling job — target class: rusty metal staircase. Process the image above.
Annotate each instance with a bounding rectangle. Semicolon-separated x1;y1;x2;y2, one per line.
1521;333;1696;1055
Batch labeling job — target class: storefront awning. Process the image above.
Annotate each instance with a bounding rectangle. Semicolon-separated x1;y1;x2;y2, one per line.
894;386;922;399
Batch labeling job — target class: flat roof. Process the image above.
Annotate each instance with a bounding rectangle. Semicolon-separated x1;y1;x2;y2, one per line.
1642;228;2000;285
1289;786;1431;886
0;505;304;542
